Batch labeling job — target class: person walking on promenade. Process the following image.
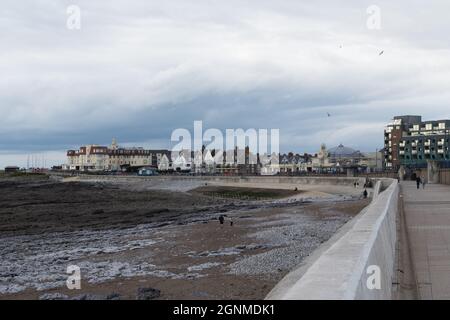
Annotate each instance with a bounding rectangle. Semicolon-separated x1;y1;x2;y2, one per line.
416;176;422;189
422;176;427;189
219;215;225;225
363;189;368;198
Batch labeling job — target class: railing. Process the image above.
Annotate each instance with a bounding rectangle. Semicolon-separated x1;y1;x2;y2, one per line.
354;171;398;179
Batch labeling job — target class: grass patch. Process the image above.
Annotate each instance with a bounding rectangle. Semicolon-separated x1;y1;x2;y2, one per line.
192;186;302;201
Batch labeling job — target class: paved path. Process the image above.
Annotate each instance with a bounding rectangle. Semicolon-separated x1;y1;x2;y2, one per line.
402;181;450;299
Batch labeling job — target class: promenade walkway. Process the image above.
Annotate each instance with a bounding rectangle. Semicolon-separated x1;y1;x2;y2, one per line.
402;181;450;299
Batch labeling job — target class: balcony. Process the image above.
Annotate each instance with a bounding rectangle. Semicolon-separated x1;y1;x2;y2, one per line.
424;141;431;146
438;149;444;154
424;150;431;154
412;150;418;155
438;141;445;146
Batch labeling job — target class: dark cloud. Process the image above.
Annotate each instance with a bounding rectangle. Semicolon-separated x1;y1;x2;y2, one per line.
1;0;450;168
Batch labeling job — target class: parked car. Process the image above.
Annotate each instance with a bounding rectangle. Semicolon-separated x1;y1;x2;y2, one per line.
138;167;159;176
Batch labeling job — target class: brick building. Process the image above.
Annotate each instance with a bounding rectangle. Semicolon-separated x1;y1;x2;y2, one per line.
384;116;450;170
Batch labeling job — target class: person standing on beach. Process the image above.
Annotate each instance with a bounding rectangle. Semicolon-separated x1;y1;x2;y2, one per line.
219;215;224;225
416;176;421;189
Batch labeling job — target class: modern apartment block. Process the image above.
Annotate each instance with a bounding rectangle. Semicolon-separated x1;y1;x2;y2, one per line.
384;115;450;170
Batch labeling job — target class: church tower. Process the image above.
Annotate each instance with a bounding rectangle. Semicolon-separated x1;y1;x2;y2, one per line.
111;138;118;150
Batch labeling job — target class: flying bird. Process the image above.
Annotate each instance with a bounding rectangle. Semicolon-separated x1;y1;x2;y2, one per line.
379;50;384;56
327;112;331;117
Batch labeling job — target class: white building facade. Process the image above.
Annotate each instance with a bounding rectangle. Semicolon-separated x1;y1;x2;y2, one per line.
66;139;170;171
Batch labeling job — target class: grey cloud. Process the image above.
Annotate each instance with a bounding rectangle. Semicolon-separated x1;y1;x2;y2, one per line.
1;0;450;168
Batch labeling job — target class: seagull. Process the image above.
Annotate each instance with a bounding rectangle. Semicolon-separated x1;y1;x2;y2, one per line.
379;50;384;56
327;112;331;117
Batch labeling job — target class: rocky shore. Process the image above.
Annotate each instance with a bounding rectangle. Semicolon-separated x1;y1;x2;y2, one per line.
0;175;369;299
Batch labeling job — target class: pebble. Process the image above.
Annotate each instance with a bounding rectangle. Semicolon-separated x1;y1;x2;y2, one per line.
39;293;69;300
136;287;161;300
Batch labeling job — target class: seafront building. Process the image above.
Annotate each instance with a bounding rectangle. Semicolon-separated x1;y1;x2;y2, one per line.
65;139;171;171
262;144;381;175
65;139;381;175
308;144;382;174
384;115;450;170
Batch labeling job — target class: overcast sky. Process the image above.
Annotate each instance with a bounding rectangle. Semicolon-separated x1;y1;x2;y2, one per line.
1;0;450;168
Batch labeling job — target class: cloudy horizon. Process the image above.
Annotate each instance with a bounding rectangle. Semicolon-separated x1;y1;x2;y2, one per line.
1;1;450;168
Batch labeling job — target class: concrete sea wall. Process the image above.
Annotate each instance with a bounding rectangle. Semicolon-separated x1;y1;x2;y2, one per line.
56;174;367;187
267;179;399;300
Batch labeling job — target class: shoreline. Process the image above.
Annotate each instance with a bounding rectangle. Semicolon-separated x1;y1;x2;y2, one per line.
0;175;369;300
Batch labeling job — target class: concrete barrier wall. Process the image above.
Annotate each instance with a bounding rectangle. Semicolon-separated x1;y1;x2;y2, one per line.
203;176;367;187
55;174;367;187
371;180;382;201
267;179;398;300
